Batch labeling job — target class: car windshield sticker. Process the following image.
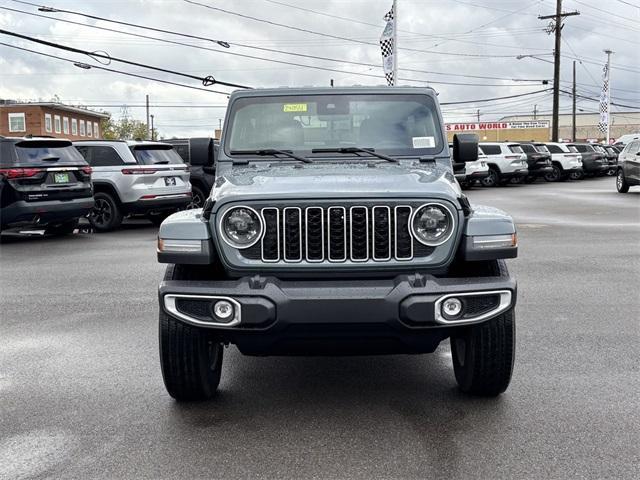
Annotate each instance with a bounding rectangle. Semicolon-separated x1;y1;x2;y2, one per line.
283;103;308;113
412;136;435;148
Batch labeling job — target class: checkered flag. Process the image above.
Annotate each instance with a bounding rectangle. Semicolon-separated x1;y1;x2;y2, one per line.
380;4;395;86
598;62;610;134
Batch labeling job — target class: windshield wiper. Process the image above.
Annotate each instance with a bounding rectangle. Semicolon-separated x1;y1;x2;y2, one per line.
40;156;60;162
152;160;170;164
230;148;312;164
311;147;398;163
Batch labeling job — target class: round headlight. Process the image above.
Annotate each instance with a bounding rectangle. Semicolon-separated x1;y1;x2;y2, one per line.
411;203;454;246
221;206;262;248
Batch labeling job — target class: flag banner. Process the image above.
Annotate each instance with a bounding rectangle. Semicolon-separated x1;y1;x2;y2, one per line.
598;62;610;134
380;4;395;86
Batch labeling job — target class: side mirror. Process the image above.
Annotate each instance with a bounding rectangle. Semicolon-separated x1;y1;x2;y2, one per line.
188;138;215;166
453;133;479;163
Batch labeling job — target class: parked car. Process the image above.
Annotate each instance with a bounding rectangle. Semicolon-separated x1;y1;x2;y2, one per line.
162;137;218;209
566;143;608;177
616;139;640;193
0;136;94;235
597;145;618;175
156;86;519;401
517;142;554;183
543;142;583;181
613;133;640;148
478;142;529;187
74;140;191;231
459;148;489;189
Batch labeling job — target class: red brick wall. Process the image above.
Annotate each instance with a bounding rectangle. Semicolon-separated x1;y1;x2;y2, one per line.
0;105;106;140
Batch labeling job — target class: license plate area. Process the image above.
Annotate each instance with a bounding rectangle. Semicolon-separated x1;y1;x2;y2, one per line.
164;177;177;186
53;172;70;183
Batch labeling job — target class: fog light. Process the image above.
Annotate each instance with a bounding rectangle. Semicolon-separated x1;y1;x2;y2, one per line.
442;297;463;318
213;300;234;321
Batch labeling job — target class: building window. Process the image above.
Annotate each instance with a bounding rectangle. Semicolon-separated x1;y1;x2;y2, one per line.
80;120;86;136
71;118;78;135
93;122;99;138
86;121;92;137
54;115;61;134
8;112;26;132
63;117;69;135
45;113;52;133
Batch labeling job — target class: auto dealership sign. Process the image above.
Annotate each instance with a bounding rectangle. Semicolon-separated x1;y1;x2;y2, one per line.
445;120;550;131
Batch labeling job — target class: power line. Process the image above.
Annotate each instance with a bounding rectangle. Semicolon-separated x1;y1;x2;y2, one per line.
0;5;548;86
559;89;640;109
440;88;554;105
0;42;234;95
0;28;250;89
182;0;519;58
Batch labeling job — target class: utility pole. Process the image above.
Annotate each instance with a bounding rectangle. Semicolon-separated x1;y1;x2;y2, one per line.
533;104;538;120
539;1;580;142
604;49;613;144
145;94;150;140
572;60;577;141
392;0;398;86
150;114;155;141
476;109;480;122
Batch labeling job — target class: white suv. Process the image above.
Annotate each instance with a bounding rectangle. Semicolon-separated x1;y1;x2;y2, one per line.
74;140;191;231
460;148;489;189
478;143;529;187
543;142;583;181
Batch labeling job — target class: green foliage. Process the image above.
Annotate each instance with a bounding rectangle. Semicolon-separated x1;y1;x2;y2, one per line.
100;117;158;140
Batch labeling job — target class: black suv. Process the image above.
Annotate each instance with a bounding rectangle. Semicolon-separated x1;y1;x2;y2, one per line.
0;137;93;235
567;143;607;177
518;142;553;183
162;138;217;209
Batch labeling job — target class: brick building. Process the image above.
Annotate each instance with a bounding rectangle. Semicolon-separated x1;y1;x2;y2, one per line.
0;101;110;140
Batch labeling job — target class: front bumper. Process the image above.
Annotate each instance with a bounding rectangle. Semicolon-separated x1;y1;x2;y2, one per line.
159;267;517;355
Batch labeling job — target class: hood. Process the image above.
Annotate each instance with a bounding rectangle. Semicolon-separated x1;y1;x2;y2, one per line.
211;161;461;208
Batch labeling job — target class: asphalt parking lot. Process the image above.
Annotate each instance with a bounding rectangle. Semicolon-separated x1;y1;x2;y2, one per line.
1;176;638;480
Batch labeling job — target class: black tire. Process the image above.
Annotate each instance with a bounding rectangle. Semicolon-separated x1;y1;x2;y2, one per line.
89;192;122;232
544;164;562;182
159;265;223;401
187;185;207;210
451;309;515;396
481;167;499;187
569;171;584;180
44;218;79;236
617;169;629;193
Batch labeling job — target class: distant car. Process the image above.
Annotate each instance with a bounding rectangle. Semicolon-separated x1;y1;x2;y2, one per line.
0;136;94;235
478;142;529;187
592;144;616;176
517;142;554;184
460;148;489;189
566;143;608;177
543;142;583;181
613;133;640;148
616;139;640;193
74;140;191;231
162;137;218;209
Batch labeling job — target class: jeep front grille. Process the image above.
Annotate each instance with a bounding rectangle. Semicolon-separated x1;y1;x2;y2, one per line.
245;205;432;263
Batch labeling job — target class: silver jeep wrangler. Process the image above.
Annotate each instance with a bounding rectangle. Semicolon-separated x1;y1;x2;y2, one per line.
156;87;518;400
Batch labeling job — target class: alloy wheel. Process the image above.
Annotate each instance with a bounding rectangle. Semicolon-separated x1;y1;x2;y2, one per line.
90;198;112;227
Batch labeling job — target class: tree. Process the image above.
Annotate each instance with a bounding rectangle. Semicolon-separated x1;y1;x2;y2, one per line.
100;117;157;140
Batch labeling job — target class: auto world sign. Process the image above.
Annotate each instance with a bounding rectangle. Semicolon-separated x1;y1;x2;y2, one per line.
445;120;550;131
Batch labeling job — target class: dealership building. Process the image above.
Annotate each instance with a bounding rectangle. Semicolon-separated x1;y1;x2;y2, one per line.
0;100;110;140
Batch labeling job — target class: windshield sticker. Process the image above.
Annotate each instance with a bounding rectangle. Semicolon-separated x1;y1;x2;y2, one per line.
412;136;435;148
283;103;308;113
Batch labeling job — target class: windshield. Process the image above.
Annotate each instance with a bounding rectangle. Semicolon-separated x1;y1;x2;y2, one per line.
225;93;443;157
14;141;86;166
131;146;185;165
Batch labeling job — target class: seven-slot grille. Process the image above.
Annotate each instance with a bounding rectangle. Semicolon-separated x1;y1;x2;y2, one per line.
248;205;430;263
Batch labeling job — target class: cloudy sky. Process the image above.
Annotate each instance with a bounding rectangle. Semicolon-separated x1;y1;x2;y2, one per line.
1;0;638;138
